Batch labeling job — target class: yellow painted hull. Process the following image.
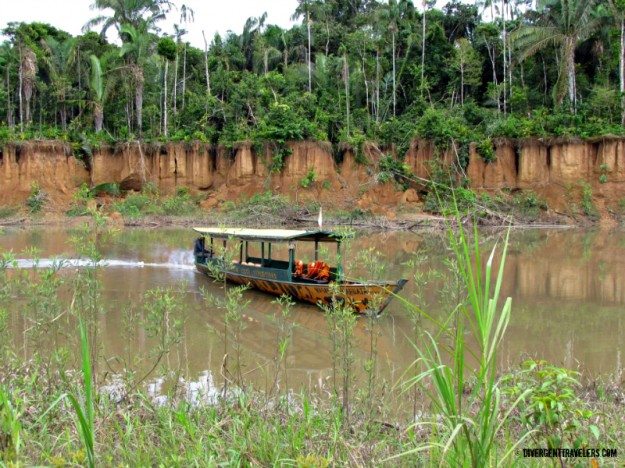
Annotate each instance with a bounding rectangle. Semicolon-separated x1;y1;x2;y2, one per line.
196;263;406;314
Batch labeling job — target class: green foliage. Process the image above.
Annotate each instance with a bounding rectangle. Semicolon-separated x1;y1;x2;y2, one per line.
511;191;548;220
66;319;95;468
502;359;598;449
0;386;22;463
300;168;317;188
1;0;624;156
113;192;154;219
156;37;176;61
222;191;291;220
0;206;18;219
395;219;525;466
475;138;494;162
161;187;197;215
377;154;411;188
581;182;599;220
91;182;120;197
598;163;609;184
26;182;46;214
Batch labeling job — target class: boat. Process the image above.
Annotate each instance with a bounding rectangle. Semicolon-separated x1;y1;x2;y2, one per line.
193;227;407;314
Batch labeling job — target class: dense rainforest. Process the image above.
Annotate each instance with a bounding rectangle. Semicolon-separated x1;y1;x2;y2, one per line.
1;0;625;164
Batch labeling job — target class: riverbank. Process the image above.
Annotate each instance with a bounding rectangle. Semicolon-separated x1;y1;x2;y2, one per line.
0;186;591;232
1;138;624;230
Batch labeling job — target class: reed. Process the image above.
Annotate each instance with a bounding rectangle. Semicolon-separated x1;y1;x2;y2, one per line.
390;207;533;466
65;318;95;468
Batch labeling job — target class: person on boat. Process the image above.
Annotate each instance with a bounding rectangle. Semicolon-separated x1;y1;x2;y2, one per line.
293;260;304;277
317;262;330;282
194;237;205;257
306;261;320;278
194;237;212;260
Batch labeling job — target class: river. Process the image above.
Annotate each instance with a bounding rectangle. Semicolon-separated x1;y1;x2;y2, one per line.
1;226;623;399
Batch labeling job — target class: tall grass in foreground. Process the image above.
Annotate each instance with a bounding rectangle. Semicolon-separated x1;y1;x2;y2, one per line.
66;319;95;468
393;215;533;466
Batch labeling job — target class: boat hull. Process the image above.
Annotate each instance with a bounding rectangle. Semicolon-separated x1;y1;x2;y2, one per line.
196;262;406;314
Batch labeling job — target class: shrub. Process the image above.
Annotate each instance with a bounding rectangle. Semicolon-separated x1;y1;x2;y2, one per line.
26;183;46;214
502;359;599;449
162;187;196;215
300;168;317;188
581;182;599;220
113;193;154;219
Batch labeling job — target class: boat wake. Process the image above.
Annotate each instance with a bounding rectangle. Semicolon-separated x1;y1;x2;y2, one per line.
9;258;196;271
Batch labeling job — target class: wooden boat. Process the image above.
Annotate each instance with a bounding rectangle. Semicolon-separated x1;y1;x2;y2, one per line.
193;228;407;314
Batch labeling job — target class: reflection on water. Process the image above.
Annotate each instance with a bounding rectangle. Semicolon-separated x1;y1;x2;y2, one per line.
1;227;624;396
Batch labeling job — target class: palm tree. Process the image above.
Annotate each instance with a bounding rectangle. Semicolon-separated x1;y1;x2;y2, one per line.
119;23;153;133
85;0;173;36
378;0;400;116
19;43;36;127
512;0;602;110
174;4;194;112
40;36;77;130
88;55;107;132
253;34;281;75
86;0;170;132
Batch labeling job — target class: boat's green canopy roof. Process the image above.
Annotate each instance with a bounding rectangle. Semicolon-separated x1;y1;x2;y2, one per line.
193;227;338;243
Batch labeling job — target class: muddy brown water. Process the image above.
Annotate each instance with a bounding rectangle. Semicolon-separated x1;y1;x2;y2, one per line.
1;227;624;399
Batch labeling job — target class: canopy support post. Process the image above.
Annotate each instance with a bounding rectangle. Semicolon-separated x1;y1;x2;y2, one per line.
288;242;295;274
337;240;343;282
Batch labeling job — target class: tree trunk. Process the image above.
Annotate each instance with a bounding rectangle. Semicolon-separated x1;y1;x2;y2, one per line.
94;102;103;132
501;0;507;115
460;60;465;105
362;57;370;121
392;31;396;116
202;31;211;99
182;44;187;110
18;47;23;131
133;64;144;134
163;60;169;137
343;53;350;136
283;44;288;69
5;64;13;127
376;50;380;123
420;1;426;98
60;101;67;131
566;37;576;112
173;48;179;115
620;18;625;125
19;46;37;127
325;23;330;56
307;11;312;93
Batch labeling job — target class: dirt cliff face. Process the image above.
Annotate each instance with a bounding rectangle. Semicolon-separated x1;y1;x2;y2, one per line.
4;138;625;217
0;141;89;206
466;137;625;215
